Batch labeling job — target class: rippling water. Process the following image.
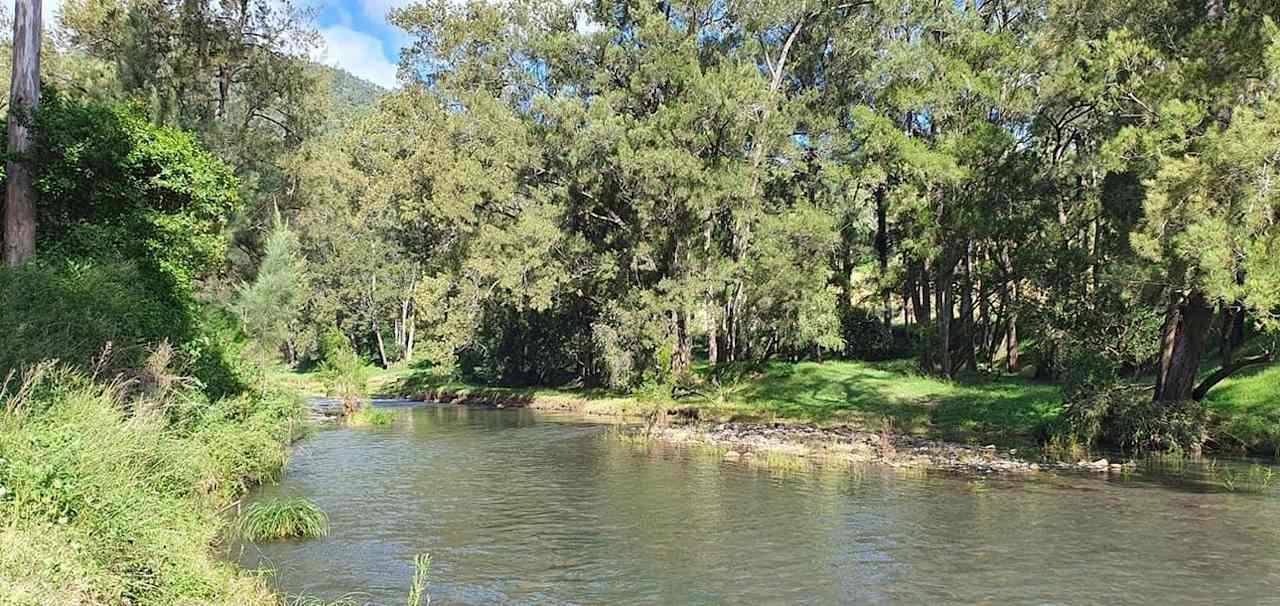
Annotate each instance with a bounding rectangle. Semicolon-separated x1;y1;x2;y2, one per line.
235;404;1280;605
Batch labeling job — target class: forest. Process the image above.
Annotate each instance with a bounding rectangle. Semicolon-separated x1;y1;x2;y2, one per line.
274;0;1280;452
1;0;1280;603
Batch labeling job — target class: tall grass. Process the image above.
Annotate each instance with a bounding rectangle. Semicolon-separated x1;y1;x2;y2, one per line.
407;554;432;606
347;406;397;427
0;362;302;605
238;498;329;542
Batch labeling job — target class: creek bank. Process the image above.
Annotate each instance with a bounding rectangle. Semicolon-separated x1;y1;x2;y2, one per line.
635;423;1137;476
407;387;1133;476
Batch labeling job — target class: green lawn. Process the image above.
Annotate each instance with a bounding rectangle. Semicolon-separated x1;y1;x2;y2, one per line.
287;351;1276;453
1204;362;1280;454
698;361;1061;443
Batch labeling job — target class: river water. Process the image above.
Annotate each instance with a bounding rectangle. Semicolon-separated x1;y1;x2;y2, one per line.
235;403;1280;605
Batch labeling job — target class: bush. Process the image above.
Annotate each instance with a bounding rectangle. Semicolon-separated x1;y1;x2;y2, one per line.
1051;382;1209;454
236;498;329;542
0;259;184;374
0;258;248;396
840;307;917;361
318;327;369;414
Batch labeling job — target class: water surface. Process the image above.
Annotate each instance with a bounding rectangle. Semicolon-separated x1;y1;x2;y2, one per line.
236;404;1280;605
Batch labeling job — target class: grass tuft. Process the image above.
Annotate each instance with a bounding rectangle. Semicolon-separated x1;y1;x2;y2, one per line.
238;498;329;542
347;406;397;427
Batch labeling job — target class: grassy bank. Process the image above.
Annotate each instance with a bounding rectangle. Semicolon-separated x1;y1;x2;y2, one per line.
0;366;304;605
386;360;1063;447
383;355;1277;454
1205;363;1280;454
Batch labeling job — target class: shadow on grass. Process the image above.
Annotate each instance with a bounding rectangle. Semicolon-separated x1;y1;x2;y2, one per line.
709;360;1061;444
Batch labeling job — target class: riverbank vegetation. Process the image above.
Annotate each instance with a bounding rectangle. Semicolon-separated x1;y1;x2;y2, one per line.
237;498;330;542
2;0;1280;598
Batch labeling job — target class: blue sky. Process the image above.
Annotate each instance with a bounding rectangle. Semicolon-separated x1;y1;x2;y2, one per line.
308;0;412;88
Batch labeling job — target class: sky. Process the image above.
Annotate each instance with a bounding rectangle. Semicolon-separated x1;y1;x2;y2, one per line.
38;0;408;90
308;0;411;89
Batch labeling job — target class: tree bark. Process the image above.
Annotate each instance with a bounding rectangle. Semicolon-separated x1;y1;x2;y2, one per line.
938;267;953;378
874;185;891;327
1154;291;1214;403
1006;279;1020;372
672;308;691;377
373;317;389;369
4;0;41;267
916;260;932;373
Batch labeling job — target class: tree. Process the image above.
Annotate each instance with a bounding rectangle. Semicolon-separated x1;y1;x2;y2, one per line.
4;0;40;266
234;215;304;369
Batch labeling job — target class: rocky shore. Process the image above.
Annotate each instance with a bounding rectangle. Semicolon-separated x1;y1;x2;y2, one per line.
635;422;1137;475
405;388;1133;476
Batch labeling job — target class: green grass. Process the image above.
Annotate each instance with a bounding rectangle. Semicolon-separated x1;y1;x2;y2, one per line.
388;359;1061;446
1204;362;1280;454
237;498;329;542
347;406;397;427
0;364;304;605
700;360;1061;441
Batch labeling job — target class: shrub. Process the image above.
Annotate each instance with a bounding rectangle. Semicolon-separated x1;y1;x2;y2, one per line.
0;259;185;374
236;498;329;542
318;327;369;415
0;258;248;396
1052;382;1209;454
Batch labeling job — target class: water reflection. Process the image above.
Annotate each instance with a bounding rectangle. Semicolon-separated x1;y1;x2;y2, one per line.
238;405;1280;605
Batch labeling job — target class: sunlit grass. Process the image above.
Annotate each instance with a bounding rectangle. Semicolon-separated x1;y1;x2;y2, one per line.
347;406;397;427
238;498;329;542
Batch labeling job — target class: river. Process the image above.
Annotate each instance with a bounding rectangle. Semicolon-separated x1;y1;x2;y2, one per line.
235;403;1280;604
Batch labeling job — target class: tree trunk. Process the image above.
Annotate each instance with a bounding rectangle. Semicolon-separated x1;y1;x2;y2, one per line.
1153;291;1214;403
4;0;41;267
939;275;953;378
916;260;932;373
960;243;976;373
373;318;389;369
874;185;891;327
707;304;718;366
1006;279;1020;372
672;308;691;377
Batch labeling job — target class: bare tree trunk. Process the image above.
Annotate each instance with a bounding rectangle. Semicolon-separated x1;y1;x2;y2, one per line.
4;0;41;267
960;243;976;373
672;308;691;377
939;271;953;378
1006;279;1020;372
874;185;891;327
916;260;932;373
373;317;389;369
1154;291;1214;403
405;311;416;361
707;305;718;366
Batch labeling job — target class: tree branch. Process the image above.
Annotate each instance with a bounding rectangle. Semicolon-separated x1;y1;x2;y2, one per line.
1192;353;1275;401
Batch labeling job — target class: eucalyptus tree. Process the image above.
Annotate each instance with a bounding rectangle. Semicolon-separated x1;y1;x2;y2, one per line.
1043;0;1280;402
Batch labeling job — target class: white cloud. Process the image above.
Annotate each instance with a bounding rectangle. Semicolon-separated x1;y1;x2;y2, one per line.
359;0;414;23
313;24;400;89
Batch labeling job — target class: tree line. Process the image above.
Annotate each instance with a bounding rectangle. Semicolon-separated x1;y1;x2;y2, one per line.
4;0;1279;416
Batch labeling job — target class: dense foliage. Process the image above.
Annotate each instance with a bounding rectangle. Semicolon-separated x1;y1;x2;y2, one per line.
0;95;247;392
278;0;1278;432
